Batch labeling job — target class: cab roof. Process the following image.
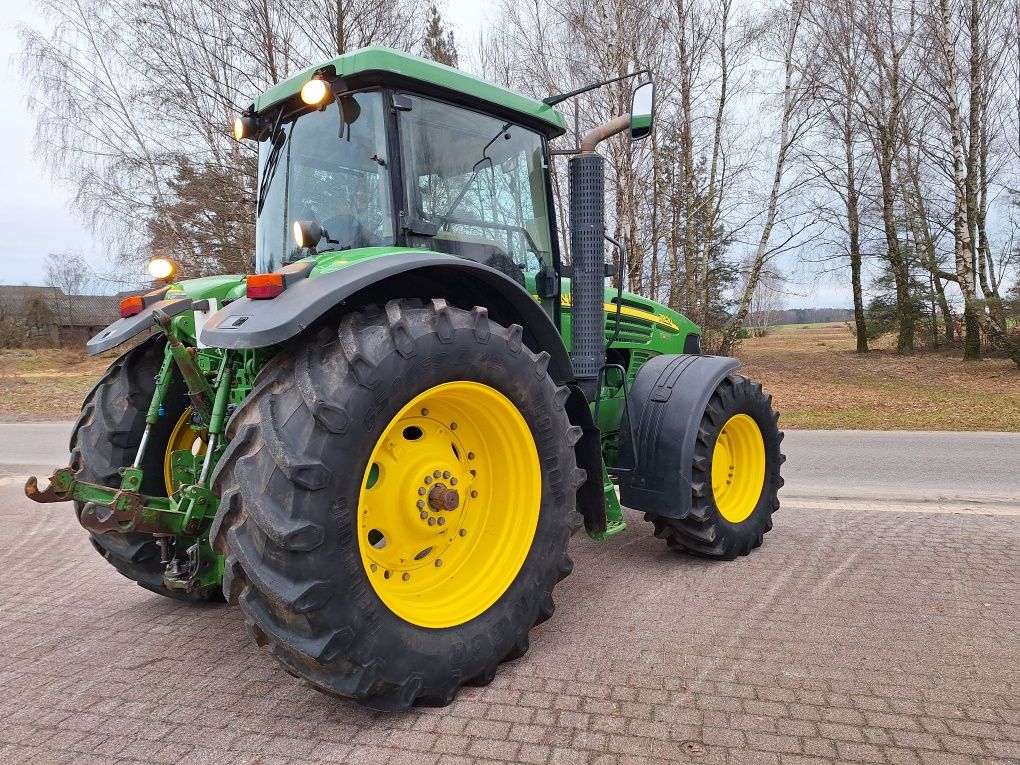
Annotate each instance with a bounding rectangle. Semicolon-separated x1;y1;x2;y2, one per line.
254;46;567;138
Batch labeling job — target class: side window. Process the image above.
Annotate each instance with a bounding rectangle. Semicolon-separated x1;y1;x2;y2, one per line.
399;95;554;280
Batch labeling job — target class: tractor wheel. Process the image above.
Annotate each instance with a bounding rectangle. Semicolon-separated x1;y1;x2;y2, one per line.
648;374;784;560
70;336;221;602
210;299;582;710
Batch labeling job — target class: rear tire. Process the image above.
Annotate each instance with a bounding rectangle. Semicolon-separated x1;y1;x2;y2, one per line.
210;299;582;710
70;337;221;602
647;374;784;560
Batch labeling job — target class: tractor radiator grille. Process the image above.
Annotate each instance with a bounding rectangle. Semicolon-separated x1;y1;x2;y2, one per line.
605;314;654;344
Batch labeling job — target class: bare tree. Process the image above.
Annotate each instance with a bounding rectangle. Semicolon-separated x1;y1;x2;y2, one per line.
44;250;95;325
719;0;814;354
924;0;1020;365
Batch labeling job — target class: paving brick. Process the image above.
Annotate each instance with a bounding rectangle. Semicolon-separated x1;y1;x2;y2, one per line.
1;494;1016;765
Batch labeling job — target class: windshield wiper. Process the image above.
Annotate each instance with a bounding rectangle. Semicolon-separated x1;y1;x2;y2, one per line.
441;121;513;220
256;109;287;216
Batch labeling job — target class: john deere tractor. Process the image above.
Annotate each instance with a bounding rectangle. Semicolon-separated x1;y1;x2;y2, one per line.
26;47;783;710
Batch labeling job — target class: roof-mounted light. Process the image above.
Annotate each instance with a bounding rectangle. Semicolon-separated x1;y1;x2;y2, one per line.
300;78;331;107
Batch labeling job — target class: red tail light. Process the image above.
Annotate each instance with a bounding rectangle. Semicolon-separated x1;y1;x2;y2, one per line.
246;274;285;299
119;296;144;318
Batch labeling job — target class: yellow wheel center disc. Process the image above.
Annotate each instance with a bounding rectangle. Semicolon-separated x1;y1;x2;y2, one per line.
711;413;766;524
164;408;207;496
358;381;541;629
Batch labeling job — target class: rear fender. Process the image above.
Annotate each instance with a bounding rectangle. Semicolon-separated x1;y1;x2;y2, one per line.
85;288;190;356
618;354;740;519
199;252;575;384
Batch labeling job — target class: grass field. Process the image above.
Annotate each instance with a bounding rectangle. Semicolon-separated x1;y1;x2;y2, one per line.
1;323;1017;429
738;323;1019;431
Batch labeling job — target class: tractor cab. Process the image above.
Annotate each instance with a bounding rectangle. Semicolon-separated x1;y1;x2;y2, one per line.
242;47;565;319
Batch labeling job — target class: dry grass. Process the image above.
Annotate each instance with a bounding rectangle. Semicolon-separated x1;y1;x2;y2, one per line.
3;324;1017;430
737;323;1020;431
0;348;114;421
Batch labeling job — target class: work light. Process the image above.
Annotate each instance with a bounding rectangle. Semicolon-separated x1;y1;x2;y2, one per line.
292;220;323;249
147;257;176;281
300;78;331;106
233;114;263;141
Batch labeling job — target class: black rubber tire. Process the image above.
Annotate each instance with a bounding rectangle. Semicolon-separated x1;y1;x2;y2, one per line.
70;336;221;602
648;373;784;560
209;299;583;710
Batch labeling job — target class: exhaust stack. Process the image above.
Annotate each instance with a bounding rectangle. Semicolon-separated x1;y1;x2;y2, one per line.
568;152;607;402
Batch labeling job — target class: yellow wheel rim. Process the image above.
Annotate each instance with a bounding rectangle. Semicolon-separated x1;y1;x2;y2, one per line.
163;408;207;496
711;413;766;524
358;381;541;629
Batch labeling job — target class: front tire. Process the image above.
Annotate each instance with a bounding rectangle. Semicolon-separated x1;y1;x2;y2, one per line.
210;299;582;710
648;374;784;559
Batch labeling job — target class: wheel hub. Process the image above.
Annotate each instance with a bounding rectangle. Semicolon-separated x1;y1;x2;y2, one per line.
428;483;460;511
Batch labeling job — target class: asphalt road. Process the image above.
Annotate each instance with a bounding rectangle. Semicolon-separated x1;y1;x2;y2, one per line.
1;423;1018;765
4;423;1018;506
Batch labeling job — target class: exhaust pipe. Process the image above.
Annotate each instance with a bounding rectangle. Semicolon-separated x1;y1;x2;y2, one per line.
568;115;629;402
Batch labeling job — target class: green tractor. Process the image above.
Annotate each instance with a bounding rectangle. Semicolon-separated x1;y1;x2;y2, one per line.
26;47;783;710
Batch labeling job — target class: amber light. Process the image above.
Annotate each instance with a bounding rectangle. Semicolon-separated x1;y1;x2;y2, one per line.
246;273;285;299
119;296;144;318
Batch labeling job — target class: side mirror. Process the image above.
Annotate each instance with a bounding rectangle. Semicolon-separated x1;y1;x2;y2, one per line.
630;81;654;141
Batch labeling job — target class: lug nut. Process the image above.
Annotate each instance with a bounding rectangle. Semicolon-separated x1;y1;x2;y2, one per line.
468;452;475;460
417;499;425;509
421;408;429;416
459;528;467;537
420;511;428;520
425;476;432;484
434;470;441;479
450;422;458;430
442;470;451;479
402;572;410;582
435;559;443;567
450;477;457;486
418;487;426;495
437;517;445;526
471;490;478;498
428;517;436;526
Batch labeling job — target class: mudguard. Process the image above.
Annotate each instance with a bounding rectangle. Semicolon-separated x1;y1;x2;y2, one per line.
85;288;190;356
618;354;741;519
200;251;575;384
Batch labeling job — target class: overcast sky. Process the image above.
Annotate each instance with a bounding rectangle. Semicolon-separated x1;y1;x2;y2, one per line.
0;0;852;307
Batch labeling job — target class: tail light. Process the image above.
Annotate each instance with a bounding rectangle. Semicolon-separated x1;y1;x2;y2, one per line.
119;296;144;318
246;273;285;299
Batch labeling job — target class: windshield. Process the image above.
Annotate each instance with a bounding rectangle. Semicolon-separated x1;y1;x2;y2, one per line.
398;95;555;283
255;90;393;272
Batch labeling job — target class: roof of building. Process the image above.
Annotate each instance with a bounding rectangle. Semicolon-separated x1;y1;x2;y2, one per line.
253;46;566;137
0;285;120;327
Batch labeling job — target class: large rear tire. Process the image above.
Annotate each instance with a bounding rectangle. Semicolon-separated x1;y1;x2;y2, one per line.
210;299;582;710
70;337;221;602
647;373;784;559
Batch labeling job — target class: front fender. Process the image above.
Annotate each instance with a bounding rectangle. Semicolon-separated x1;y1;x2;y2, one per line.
200;252;576;384
618;354;741;519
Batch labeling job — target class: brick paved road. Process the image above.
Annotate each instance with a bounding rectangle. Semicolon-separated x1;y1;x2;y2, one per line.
1;442;1018;764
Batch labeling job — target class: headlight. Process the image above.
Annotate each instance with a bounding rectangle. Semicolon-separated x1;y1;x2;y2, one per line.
147;257;176;281
300;78;331;106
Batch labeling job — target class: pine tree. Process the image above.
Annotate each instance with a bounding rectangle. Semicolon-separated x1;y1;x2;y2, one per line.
422;5;459;67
